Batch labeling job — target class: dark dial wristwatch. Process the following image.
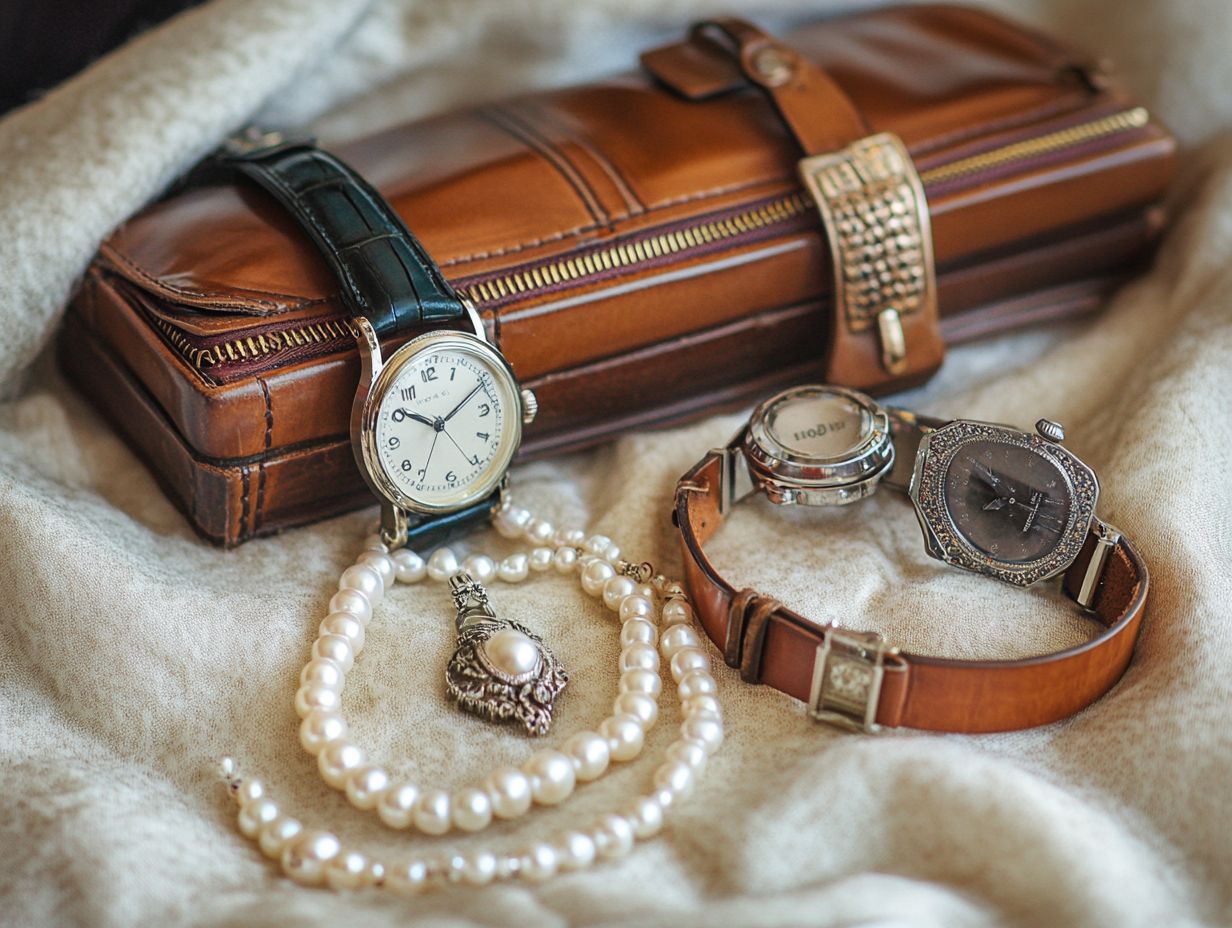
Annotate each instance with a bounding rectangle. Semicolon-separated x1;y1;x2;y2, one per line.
673;384;1148;733
216;129;536;547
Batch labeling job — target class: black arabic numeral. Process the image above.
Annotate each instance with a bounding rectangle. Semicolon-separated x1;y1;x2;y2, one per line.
391;409;406;423
400;459;412;472
420;366;438;383
445;470;457;484
388;436;400;449
470;454;480;466
478;403;490;417
449;367;457;381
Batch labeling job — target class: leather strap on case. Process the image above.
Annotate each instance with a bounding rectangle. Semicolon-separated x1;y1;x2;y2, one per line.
673;451;1149;733
644;19;945;389
216;130;467;338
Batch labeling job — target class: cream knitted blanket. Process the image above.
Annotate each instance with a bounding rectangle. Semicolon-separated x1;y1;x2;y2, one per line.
1;1;1230;925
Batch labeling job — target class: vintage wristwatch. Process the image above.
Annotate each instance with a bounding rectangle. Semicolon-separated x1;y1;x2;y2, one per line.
217;130;536;547
673;384;1149;733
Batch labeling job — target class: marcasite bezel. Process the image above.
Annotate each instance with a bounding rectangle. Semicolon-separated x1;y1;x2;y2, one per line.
908;420;1099;586
744;384;894;506
357;329;523;516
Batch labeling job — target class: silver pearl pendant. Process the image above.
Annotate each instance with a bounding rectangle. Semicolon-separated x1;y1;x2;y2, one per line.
445;571;567;736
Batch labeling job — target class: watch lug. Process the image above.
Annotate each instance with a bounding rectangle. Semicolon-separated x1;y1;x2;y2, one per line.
349;316;385;493
379;503;410;549
462;298;488;343
718;444;757;516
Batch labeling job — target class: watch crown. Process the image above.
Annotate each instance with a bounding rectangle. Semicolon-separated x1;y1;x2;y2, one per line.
1035;418;1065;443
521;388;538;425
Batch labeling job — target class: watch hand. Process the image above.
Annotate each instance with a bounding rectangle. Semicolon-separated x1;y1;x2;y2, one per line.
441;427;475;464
417;430;441;481
983;497;1008;511
400;408;437;428
443;382;485;423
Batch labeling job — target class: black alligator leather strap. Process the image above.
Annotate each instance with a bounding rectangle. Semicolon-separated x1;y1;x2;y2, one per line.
217;132;465;338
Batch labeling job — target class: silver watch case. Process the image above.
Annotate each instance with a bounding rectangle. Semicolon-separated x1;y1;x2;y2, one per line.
908;419;1099;586
744;385;895;507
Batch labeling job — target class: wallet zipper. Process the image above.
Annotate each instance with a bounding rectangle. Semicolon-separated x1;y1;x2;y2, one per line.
153;107;1150;379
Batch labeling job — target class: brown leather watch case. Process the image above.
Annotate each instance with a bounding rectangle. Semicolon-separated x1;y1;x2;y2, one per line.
59;4;1175;545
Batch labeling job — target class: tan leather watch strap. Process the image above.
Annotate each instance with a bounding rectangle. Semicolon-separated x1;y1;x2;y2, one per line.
652;17;946;391
673;451;1149;733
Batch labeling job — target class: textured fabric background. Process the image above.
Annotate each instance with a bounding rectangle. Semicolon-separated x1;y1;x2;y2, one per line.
1;1;1230;925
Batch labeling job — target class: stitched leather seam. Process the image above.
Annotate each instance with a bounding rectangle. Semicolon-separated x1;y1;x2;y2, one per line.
99;245;296;311
481;105;612;230
238;464;250;542
513;100;647;216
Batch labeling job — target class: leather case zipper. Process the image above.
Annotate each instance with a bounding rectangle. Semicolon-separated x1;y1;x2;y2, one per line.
143;107;1151;382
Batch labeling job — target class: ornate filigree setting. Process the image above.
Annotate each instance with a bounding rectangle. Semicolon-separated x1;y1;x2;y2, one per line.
445;572;567;735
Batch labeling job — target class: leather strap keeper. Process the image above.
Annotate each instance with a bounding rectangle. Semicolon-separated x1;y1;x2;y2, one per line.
673;450;1149;733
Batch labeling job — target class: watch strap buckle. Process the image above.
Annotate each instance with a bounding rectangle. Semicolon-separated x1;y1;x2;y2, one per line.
808;626;898;732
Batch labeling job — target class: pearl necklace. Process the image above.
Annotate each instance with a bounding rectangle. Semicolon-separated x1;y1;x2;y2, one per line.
221;500;724;891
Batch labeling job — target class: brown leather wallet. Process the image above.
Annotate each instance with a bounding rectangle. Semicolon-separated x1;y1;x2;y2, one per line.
672;407;1149;734
59;5;1175;545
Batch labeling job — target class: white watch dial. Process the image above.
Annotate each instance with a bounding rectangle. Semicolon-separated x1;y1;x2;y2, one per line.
371;340;518;510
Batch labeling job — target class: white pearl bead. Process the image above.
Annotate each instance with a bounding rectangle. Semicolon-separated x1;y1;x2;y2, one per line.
427;547;459;581
526;518;555;545
391;549;426;583
659;624;702;659
592;814;634;860
613;691;659;729
451;787;493;832
481;627;541;676
494;506;532;539
635;582;657;601
584;534;613;557
580;559;616;596
620;668;662;698
620;617;657;647
300;657;345;690
670;647;711;682
625;796;665;838
497;552;530;582
600;714;645;762
563;730;611;782
328;589;371;625
339;564;383;607
258;815;302;859
620;642;660;673
320;612;364;652
602;576;637;611
654;760;695;799
556;831;597;872
556;527;586;547
520;843;559;883
525;749;576;805
619;595;655;623
682;714;724;754
356;551;395;590
377;782;420;829
661;598;695;626
486;767;533;819
238;797;279;837
295;683;340;718
281;830;340;887
678;670;718;699
413;789;452;835
461;554;497;584
345;765;389;810
667;739;709;770
236;778;265;806
317;741;365;790
361;533;388;553
552;546;578;573
461;850;498;886
386;858;430;896
682;694;722;717
298;709;347;755
325;849;372;890
311;634;354;673
530;546;554;571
